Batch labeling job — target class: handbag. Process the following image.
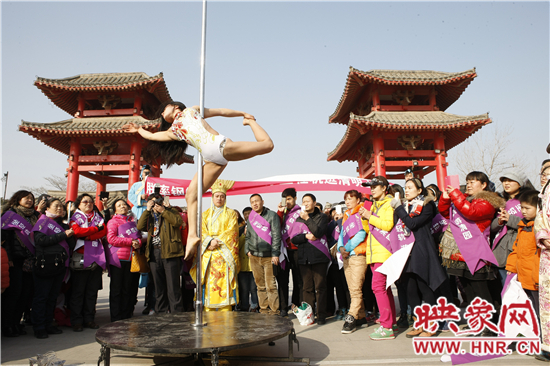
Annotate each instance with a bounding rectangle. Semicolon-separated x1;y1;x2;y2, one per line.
69;251;98;271
130;251;150;273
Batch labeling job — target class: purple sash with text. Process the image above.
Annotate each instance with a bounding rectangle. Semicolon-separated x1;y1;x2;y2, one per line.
449;205;498;275
492;199;523;250
288;219;331;261
342;213;363;244
33;215;71;280
249;210;272;245
71;211;107;270
1;210;35;254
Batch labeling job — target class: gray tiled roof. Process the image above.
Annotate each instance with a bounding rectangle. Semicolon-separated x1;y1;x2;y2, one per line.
20;116;159;132
34;72;171;117
35;72;165;88
350;111;489;126
327;111;491;163
350;68;476;83
19;116;195;165
329;67;477;125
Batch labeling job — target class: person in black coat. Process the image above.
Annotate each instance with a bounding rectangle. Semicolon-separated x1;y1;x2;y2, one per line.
291;193;329;324
391;178;446;337
1;190;41;337
31;199;76;339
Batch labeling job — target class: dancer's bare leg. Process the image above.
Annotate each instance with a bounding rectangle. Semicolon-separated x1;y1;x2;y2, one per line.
223;118;274;161
185;161;226;260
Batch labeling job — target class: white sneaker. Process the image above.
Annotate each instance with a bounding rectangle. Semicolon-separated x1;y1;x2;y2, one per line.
148;309;155;315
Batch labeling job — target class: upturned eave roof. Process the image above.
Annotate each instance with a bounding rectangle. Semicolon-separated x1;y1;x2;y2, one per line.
329;67;477;125
34;72;171;117
18;116;194;164
327;111;491;163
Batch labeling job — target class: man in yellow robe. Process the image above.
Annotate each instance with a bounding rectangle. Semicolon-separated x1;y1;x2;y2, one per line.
191;180;240;311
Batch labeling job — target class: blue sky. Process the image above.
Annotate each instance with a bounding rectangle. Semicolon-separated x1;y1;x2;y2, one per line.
2;1;548;211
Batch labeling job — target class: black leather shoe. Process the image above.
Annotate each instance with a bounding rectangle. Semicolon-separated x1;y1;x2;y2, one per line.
84;321;99;329
317;318;327;325
73;324;83;332
2;327;19;337
17;324;27;336
46;326;63;334
34;329;49;339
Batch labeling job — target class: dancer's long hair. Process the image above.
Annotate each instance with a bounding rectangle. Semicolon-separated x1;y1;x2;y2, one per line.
142;101;189;168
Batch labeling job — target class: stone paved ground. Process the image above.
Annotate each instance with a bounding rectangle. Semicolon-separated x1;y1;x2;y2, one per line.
1;273;545;366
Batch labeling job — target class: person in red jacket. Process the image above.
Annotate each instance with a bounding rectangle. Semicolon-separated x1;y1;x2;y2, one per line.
438;171;504;327
106;198;142;322
1;246;9;293
69;194;107;332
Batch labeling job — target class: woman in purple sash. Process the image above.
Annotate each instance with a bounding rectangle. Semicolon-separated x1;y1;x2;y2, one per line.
31;198;75;339
490;169;534;286
390;178;446;338
106;198;142;322
69;194;107;332
359;177;397;341
1;190;40;337
438;171;504;328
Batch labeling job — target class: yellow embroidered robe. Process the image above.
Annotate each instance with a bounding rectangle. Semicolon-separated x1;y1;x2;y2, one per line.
191;206;239;308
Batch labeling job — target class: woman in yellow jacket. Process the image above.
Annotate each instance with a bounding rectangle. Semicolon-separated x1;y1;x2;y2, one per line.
360;176;396;341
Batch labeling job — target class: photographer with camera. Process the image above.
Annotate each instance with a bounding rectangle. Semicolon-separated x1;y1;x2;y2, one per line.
137;193;184;314
128;165;152;220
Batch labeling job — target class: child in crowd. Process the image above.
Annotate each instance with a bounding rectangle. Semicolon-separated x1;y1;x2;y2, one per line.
506;189;541;321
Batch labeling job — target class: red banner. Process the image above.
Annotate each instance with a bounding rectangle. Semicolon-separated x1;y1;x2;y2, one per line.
145;176;372;198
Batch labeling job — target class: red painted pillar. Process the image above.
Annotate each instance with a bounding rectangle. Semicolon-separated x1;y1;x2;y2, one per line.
372;89;381;111
96;180;106;211
66;140;81;203
373;133;386;177
434;134;448;190
128;141;142;191
77;97;85;118
134;94;142;116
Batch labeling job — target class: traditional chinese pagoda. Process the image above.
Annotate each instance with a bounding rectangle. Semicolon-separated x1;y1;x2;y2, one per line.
327;67;491;189
19;72;193;208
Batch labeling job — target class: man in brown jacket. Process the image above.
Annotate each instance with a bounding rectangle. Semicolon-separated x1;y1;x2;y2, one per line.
137;194;184;313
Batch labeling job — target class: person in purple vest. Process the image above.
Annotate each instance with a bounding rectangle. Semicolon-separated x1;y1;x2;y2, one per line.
491;169;534;287
31;198;75;339
290;193;330;324
1;190;41;337
289;193;331;325
277;187;303;316
391;178;446;338
245;194;281;315
106;198;143;322
438;171;504;335
69;193;107;331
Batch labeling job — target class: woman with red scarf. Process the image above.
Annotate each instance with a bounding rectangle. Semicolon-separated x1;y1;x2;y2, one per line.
69;193;106;332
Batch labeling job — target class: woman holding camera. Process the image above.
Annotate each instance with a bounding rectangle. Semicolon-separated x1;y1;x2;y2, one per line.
31;198;75;338
69;193;107;332
106;198;142;322
1;190;41;337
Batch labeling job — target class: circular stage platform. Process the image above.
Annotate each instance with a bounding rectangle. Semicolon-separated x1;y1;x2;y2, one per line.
95;311;308;366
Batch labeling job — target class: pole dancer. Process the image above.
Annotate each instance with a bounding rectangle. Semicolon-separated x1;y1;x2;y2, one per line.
123;106;273;259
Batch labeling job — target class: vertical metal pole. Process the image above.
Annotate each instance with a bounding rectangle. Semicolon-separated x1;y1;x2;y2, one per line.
193;0;207;327
2;172;8;200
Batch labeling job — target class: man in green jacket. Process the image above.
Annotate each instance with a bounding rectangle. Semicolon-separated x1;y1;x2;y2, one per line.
245;194;281;315
137;194;184;314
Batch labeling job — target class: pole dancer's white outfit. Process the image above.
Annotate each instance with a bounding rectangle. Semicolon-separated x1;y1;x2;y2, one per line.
170;108;228;166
